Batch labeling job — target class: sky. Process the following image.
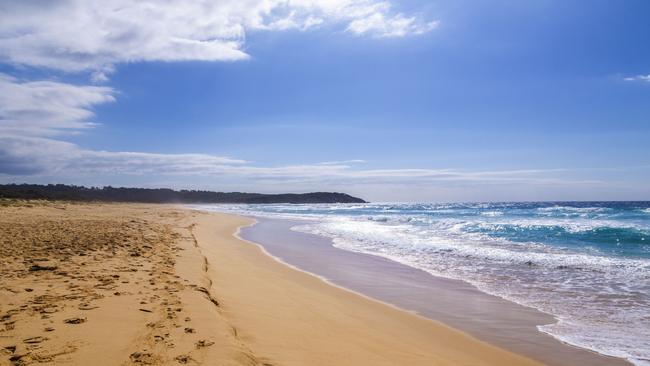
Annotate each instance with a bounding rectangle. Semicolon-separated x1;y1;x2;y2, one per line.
1;0;649;202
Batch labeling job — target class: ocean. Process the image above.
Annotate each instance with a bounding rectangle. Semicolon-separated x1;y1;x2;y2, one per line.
195;202;650;365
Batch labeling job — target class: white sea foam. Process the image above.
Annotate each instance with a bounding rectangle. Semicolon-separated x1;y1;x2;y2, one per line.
480;210;504;216
537;206;610;213
290;216;650;366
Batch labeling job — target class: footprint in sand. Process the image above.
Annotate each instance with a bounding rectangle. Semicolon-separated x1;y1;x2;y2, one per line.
63;317;86;324
174;354;192;364
129;351;154;364
78;303;98;310
195;340;214;348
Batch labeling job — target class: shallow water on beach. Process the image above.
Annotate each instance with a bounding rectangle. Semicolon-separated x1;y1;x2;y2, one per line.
195;202;650;365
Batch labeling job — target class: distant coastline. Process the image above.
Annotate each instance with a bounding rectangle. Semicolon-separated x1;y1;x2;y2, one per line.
0;183;366;204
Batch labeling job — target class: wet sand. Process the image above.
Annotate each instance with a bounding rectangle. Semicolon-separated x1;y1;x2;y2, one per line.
240;217;630;366
0;201;550;365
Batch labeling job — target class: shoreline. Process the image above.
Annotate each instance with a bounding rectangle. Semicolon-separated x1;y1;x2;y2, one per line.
190;209;546;365
0;202;607;365
235;215;630;366
232;218;436;322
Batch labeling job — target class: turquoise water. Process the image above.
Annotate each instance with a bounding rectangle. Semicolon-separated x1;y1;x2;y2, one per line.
197;202;650;365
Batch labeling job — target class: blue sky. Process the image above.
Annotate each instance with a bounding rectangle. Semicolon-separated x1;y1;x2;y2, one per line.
0;0;649;201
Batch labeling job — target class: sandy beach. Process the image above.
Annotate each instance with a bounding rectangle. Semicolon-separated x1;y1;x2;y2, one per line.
0;201;545;365
2;1;647;364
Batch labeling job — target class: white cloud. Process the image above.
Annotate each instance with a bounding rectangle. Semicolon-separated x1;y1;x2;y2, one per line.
347;13;439;37
0;73;245;176
0;136;247;176
318;159;367;165
0;0;437;75
0;1;438;182
0;71;604;191
624;74;650;82
90;65;115;83
0;1;438;183
0;134;588;187
0;73;115;136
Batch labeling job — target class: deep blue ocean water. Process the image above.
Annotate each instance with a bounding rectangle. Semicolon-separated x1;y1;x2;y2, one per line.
196;202;650;365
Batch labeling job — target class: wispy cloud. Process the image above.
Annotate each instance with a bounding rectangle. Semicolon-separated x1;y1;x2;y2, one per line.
347;13;439;37
318;160;367;165
0;73;244;176
0;0;437;78
0;136;593;187
624;74;650;82
0;71;615;191
0;73;115;136
0;136;247;176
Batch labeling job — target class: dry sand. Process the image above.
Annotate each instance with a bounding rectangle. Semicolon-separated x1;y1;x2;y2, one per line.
0;201;544;365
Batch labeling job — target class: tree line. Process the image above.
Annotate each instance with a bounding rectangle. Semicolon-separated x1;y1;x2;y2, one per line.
0;184;366;204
